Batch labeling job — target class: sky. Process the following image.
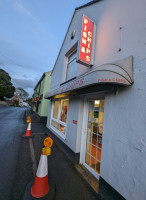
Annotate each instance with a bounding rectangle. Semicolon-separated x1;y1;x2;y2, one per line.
0;0;91;97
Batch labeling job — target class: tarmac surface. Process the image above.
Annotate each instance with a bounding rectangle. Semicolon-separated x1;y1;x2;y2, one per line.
23;109;102;200
0;107;102;200
0;107;26;200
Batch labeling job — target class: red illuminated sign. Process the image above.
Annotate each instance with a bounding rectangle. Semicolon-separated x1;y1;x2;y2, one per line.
78;15;95;66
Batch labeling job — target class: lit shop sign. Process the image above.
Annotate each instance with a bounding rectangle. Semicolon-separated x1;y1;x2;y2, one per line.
77;15;95;66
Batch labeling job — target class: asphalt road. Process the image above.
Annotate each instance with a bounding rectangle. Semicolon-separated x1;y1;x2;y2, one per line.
0;107;101;200
0;106;27;200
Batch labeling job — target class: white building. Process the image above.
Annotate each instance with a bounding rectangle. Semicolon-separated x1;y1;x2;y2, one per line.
15;87;29;101
45;0;146;199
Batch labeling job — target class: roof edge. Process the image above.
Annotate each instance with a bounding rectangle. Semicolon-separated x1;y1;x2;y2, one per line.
51;0;102;76
75;0;102;11
34;70;51;90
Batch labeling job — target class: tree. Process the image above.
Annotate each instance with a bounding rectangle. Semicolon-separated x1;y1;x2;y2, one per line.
0;69;15;100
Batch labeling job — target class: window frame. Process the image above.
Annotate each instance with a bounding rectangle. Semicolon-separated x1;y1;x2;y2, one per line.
66;50;77;81
50;98;69;139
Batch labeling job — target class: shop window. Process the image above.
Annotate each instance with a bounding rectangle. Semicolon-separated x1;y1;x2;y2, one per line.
53;101;59;119
51;99;69;137
66;51;77;80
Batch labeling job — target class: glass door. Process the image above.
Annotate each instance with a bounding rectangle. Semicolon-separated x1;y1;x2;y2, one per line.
84;99;104;178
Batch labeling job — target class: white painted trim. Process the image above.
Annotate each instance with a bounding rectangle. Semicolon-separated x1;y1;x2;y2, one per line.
50;125;66;140
49;98;69;140
51;118;66;127
50;100;54;127
80;94;105;180
80;97;88;164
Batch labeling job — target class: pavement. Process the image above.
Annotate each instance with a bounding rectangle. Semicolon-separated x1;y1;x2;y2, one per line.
22;109;102;200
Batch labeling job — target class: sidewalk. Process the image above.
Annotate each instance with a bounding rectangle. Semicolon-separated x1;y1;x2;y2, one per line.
23;109;102;200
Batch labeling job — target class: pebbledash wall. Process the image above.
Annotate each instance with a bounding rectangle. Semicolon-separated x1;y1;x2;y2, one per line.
45;0;146;200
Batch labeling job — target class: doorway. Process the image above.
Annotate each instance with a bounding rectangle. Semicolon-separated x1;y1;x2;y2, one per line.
82;99;105;179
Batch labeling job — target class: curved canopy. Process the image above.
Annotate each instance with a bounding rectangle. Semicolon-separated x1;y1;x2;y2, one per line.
45;56;133;99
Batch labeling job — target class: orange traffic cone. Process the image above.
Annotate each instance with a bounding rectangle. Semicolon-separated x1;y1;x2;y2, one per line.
25;121;31;137
22;116;34;138
22;121;33;138
31;152;49;198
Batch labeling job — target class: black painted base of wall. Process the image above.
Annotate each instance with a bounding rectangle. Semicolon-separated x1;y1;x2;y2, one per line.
40;116;47;125
99;177;125;200
47;127;80;164
32;111;47;125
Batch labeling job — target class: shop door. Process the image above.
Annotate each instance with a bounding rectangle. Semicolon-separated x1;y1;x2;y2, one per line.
83;99;104;179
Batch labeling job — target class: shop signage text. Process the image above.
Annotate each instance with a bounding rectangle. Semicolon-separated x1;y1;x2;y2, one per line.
46;77;85;97
78;15;95;66
73;120;77;125
98;78;126;84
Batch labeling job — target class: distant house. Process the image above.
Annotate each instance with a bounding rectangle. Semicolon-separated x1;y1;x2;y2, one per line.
6;88;28;106
7;93;19;106
32;71;51;125
15;87;29;101
45;0;146;200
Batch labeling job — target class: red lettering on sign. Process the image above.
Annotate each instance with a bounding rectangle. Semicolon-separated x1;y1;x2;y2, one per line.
79;78;84;86
73;120;77;124
79;15;94;66
98;78;126;84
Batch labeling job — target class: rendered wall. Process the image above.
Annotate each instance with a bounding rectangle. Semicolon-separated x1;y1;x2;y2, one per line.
38;78;45;116
47;0;146;199
35;71;51;117
93;0;146;200
40;72;51;117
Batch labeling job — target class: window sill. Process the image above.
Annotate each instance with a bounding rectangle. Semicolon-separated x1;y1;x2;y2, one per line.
60;77;76;86
52;118;66;126
50;125;66;140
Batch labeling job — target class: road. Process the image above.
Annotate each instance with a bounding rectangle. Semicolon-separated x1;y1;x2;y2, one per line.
0;107;101;200
0;106;27;200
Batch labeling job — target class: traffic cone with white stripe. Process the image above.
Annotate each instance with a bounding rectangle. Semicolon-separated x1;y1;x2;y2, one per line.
22;120;32;138
22;116;34;138
31;152;49;198
25;121;31;137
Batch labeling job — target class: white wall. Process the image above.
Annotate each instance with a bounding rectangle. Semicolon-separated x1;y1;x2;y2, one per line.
65;95;80;152
50;1;106;90
94;0;146;200
48;0;146;199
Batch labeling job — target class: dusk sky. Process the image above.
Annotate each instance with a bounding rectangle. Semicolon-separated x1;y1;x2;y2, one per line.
0;0;90;97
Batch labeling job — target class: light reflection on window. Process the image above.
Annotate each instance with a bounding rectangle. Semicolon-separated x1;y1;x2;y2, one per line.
51;99;69;135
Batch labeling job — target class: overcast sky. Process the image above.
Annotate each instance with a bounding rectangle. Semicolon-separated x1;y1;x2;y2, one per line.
0;0;90;97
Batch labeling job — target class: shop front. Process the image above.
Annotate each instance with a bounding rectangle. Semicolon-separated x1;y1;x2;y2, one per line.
45;55;133;181
44;0;146;199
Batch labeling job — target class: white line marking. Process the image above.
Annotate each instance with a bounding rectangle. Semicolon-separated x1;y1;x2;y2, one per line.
29;138;37;177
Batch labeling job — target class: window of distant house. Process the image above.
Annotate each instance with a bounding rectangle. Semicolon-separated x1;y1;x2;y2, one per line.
51;98;69;138
66;50;77;80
